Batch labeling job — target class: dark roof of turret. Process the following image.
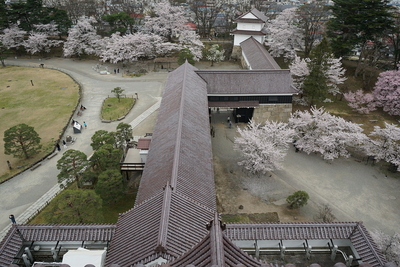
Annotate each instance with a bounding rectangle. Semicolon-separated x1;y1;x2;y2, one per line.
240;37;281;70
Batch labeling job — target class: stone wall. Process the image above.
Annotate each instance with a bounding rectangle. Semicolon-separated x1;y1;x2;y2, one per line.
231;45;242;61
252;104;293;123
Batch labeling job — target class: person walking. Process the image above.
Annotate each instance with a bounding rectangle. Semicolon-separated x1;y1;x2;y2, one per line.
63;140;67;149
83;121;87;129
7;160;12;170
56;143;61;151
9;214;16;224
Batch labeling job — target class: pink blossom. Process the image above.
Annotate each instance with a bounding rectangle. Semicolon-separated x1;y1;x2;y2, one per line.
373;68;400;116
344;90;377;114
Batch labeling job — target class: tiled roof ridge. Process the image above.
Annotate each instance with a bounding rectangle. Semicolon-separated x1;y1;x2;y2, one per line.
230;29;266;36
173;190;216;214
235;8;268;22
222;234;266;266
209;213;225;265
250;8;269;22
0;225;18;249
156;182;173;252
352;223;386;266
170;62;191;190
19;223;116;228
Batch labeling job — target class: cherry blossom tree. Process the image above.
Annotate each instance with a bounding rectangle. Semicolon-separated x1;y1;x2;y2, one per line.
234;120;295;174
63;16;101;58
288;106;368;160
290;39;346;104
206;44;225;66
265;7;302;60
372;68;400;116
365;122;400;171
289;55;310;105
289;55;310;90
343;90;377;114
371;230;400;266
325;57;347;95
0;25;26;51
144;0;189;42
23;23;63;57
99;32;179;64
178;30;204;61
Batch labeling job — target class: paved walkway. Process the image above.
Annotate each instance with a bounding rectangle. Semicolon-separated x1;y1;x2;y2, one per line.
0;58;167;239
211;111;400;236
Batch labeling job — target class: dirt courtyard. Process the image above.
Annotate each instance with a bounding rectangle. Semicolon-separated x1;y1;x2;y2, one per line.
211;110;314;223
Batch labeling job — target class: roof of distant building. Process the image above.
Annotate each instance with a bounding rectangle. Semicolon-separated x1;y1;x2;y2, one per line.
196;70;298;95
136;138;151;149
240;37;281;70
235;8;269;23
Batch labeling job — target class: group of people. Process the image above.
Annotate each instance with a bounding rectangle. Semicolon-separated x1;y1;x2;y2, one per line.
55;105;88;152
55;140;68;151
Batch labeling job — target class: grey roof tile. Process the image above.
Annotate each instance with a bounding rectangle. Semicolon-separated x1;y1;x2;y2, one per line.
105;62;216;266
234;8;268;23
240;37;280;70
196;70;298;95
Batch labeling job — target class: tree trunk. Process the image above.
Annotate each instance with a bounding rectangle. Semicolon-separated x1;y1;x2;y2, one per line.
355;42;367;77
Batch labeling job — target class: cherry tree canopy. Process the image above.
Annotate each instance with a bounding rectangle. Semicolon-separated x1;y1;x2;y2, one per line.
289;42;346;103
366;122;400;171
343;90;376;114
371;230;400;266
289;106;368;160
325;57;347;95
265;7;302;60
144;0;189;42
63;16;101;58
373;68;400;116
289;55;310;90
99;32;179;63
234;120;295;174
0;25;26;49
178;30;203;61
23;23;62;55
206;44;225;66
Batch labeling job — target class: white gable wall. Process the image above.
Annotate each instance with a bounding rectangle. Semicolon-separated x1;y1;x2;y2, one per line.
237;22;264;31
242;13;257;19
234;34;264;46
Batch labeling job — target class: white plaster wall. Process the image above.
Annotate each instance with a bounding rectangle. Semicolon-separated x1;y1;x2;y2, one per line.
242;13;257;19
237;22;263;31
234;34;264;46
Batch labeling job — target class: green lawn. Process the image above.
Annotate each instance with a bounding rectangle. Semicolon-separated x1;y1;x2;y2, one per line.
0;67;79;182
101;97;135;121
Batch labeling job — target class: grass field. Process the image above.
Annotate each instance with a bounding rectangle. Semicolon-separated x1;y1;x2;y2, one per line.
0;67;79;182
101;97;135;121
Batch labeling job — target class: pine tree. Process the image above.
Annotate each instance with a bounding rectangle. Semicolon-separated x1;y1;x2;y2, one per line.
327;0;393;75
43;190;103;223
3;123;42;159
